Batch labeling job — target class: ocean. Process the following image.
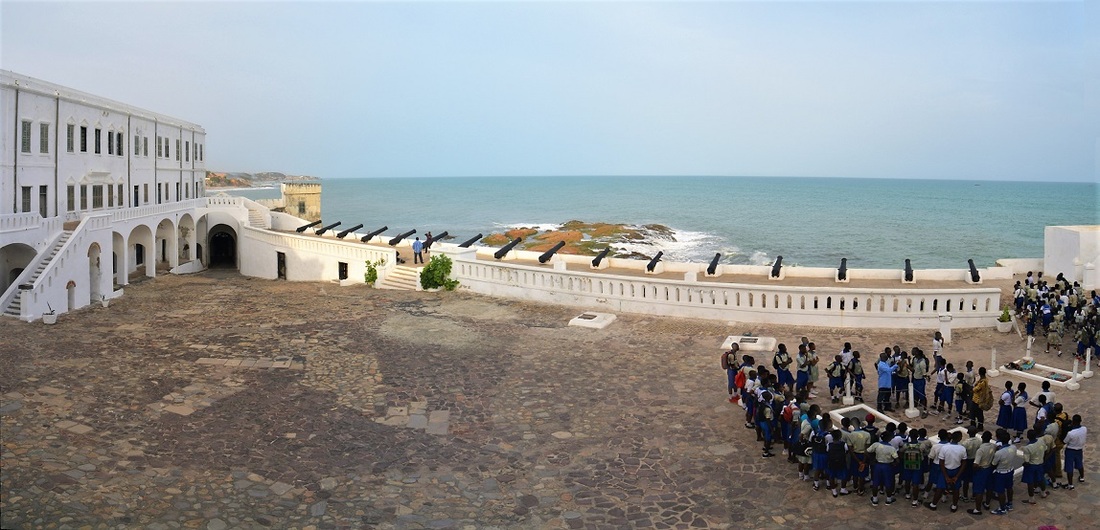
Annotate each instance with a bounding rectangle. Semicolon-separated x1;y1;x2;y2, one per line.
221;176;1098;269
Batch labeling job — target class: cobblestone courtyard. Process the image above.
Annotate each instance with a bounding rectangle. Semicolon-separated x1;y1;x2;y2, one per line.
1;271;1096;529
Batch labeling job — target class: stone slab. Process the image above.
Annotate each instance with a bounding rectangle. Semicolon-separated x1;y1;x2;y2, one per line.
164;405;196;416
720;335;778;353
568;312;617;329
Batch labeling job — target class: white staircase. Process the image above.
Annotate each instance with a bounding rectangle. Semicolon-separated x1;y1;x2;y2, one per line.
247;209;267;228
3;231;72;317
376;265;421;291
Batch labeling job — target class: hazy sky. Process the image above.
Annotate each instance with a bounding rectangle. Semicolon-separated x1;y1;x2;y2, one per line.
3;1;1096;182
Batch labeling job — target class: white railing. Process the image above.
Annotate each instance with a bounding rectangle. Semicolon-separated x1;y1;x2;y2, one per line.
449;254;1002;330
0;231;64;315
110;199;203;223
0;212;43;233
22;214;112;318
205;196;243;208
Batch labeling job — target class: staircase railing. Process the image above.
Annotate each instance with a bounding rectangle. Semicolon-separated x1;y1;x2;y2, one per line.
20;214;111;319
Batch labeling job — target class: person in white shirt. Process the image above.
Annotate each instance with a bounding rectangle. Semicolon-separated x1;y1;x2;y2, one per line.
928;431;967;512
1062;415;1087;489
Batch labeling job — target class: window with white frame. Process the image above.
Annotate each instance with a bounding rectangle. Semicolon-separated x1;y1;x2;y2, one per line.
118;184;123;205
80;126;88;152
108;130;114;155
67;124;75;153
21;186;31;212
92;185;103;209
67;185;75;212
40;123;49;153
185;141;189;162
80;185;88;210
175;139;180;161
116;132;123;156
107;183;114;207
143;137;149;157
95;128;101;154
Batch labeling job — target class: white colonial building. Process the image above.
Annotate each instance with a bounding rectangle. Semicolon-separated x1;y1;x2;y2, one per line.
1;70;218;319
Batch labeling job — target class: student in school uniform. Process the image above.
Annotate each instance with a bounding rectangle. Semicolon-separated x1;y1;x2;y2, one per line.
1021;430;1049;504
1062;415;1088;489
868;431;899;506
968;431;997;515
1012;382;1029;443
996;382;1015;431
990;430;1022;515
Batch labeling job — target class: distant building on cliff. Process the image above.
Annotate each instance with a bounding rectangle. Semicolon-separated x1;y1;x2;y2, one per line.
256;182;321;223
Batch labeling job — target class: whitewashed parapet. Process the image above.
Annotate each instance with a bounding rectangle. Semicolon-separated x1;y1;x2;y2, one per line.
22;214;112;320
446;250;1002;330
239;226;395;282
111;199;204;223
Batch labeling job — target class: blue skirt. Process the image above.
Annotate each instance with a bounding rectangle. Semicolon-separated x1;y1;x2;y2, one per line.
996;404;1013;429
1012;406;1028;432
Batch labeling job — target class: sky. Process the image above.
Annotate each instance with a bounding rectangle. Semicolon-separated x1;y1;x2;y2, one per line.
2;1;1097;182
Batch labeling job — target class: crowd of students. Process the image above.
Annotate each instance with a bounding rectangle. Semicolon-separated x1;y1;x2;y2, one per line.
721;335;1089;516
1012;272;1100;358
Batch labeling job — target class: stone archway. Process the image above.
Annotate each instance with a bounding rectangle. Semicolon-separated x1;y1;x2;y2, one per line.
1;243;36;293
208;224;237;269
128;224;155;280
178;213;196;264
155;218;177;270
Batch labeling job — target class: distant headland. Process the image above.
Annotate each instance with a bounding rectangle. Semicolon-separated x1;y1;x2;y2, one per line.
205;171;320;189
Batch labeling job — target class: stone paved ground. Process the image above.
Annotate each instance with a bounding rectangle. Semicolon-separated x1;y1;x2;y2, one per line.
1;271;1096;530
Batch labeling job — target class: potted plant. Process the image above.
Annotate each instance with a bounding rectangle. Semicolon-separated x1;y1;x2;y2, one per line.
996;307;1013;333
42;302;57;325
364;258;385;287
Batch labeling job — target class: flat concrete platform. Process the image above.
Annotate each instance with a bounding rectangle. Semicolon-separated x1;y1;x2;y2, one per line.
0;271;1093;529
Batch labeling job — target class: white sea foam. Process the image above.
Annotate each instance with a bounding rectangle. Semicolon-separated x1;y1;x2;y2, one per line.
748;251;771;266
492;222;562;233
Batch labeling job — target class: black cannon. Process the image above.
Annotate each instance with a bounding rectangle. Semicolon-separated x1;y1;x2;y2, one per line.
337;223;363;239
494;238;522;260
770;256;783;278
707;253;722;276
426;231;448;247
458;233;483;248
538;241;566;264
360;225;388;243
968;259;981;283
592;247;611;267
315;221;342;236
647;251;664;272
388;229;416;246
904;259;914;282
296;220;322;233
838;258;848;281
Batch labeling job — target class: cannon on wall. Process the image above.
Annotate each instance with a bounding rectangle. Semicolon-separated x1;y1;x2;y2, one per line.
591;247;611;267
770;256;783;278
315;221;341;236
388;229;416;246
360;226;388;243
494;238;522;259
706;253;722;276
426;231;448;247
337;224;363;239
837;258;848;282
646;251;664;273
968;259;981;283
904;259;914;282
296;220;322;233
538;241;566;264
458;234;483;248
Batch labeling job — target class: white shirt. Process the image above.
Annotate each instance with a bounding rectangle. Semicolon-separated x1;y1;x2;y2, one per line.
939;443;967;470
1001;390;1013;407
1065;426;1087;451
841;349;854;365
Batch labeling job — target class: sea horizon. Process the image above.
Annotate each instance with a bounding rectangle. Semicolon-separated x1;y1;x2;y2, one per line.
219;175;1099;271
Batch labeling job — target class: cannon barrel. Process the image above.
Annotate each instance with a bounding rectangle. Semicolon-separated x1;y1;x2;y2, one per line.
838;257;848;281
968;259;980;283
360;225;388;243
538;241;566;264
426;231;448;247
458;233;483;248
646;251;664;272
315;221;342;236
770;256;783;278
592;247;611;267
296;220;322;233
388;229;416;246
904;258;914;282
337;223;363;239
707;253;722;275
494;238;522;260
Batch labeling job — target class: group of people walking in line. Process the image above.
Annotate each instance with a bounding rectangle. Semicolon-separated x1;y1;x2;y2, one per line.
721;333;1089;516
1013;271;1100;358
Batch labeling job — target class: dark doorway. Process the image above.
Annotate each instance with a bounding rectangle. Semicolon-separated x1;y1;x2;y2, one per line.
277;252;287;280
161;239;168;262
135;244;145;265
338;261;348;281
210;232;236;268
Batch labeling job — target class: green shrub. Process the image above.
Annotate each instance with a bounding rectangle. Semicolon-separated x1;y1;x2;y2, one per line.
364;258;385;286
420;255;459;291
998;307;1012;323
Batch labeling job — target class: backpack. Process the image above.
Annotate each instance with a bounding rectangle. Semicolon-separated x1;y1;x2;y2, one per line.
901;442;923;471
827;441;847;471
827;362;843;378
734;369;747;390
811;432;828;454
781;403;795;423
721;350;732;370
